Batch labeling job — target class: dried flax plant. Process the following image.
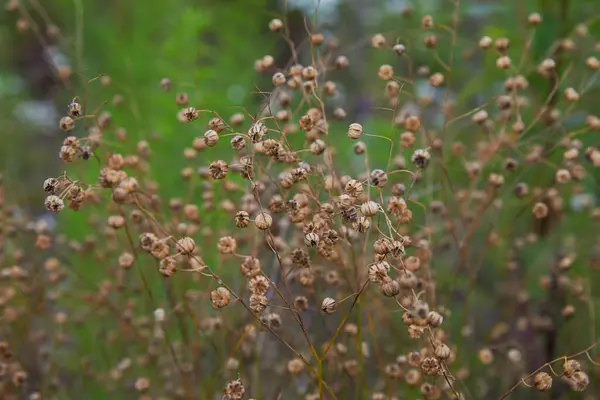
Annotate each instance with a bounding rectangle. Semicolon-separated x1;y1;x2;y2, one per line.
1;0;600;399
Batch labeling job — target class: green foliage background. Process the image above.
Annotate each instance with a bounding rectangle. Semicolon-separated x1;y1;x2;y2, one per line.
1;0;600;398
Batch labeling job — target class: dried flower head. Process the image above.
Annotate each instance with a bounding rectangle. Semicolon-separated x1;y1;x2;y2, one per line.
533;371;552;391
321;297;337;315
348;123;363;139
211;287;231;308
44;195;64;213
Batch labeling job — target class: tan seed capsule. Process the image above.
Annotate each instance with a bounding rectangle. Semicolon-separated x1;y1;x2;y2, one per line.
393;43;406;55
378;64;394;80
421;15;434;29
532;202;548;219
321;297;337;315
472;110;488;124
404;256;421;272
488;173;505;187
211;287;231;308
371;33;386;48
353;216;371;232
565;87;579;102
555;169;571;183
272;72;286;86
533;372;552;392
254;212;272;230
287;358;304;375
302;66;317;80
176;237;195;254
204;130;219;147
405;116;421;132
433;342;451;360
495;37;510;52
563;359;581;378
478;348;494;364
335;55;349;69
528;12;542;26
586;56;600;70
183;107;199;122
429;72;444;87
354;141;366;154
348;123;363;139
67;102;82;117
496;56;511;69
310;139;326;155
361;201;379;216
345;179;363;197
310;33;324;46
479;36;492;49
380;278;400;297
424;34;437;48
304;232;319;247
570;370;589;391
60;116;75;132
269;18;283;32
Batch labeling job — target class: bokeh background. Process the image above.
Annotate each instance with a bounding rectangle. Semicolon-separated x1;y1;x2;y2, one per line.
1;0;600;399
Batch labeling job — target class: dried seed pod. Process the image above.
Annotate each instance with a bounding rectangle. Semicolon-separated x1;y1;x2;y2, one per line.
429;72;444;87
405;116;421;132
224;379;245;400
393;43;406;55
345;179;364;196
249;294;268;313
43;178;60;194
433;342;451;360
254;212;273;230
310;139;326;155
321;297;337;315
209;160;228;179
380;278;400;297
563;359;581;378
354;141;366;154
370;169;388;188
411;149;430;168
528;12;542;25
269;18;283;32
249;121;268;143
304;232;320;247
204;130;219;147
533;372;552;391
420;357;440;376
532;202;549;219
479;36;492;49
570;370;589;391
496;56;511;69
353;216;371;232
235;211;250;228
67;102;82;117
183;107;199;122
44;195;64;213
272;72;286;86
361;201;379;216
378;64;394;80
348;123;363;139
335;55;349;69
159;257;177;277
217;236;237;254
60;116;75;132
371;33;386;48
286;358;305;375
368;261;390;283
211;287;231;308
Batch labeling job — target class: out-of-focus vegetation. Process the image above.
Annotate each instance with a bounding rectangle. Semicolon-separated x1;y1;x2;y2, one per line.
1;0;600;399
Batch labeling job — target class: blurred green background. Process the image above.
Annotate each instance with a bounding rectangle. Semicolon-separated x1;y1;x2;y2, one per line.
1;0;600;399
